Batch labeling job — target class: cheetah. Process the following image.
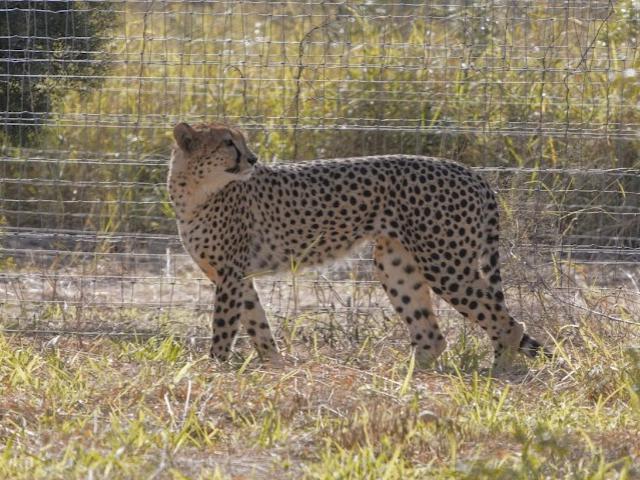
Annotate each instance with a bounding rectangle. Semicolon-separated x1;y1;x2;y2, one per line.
168;122;548;368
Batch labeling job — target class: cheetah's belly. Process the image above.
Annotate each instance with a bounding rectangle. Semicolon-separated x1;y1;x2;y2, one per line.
247;220;374;275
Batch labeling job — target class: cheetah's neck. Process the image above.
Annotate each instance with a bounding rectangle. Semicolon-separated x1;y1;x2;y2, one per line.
167;148;237;223
169;179;222;223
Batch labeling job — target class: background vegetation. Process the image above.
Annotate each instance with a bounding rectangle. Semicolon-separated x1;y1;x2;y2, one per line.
1;0;639;241
0;1;113;146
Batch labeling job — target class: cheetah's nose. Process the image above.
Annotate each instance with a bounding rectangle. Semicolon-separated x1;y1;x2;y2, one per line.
247;154;258;165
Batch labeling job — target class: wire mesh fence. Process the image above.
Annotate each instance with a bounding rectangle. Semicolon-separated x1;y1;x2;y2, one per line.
1;1;639;347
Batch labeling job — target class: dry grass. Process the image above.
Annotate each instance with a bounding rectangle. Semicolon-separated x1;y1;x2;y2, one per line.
2;255;639;478
1;320;639;479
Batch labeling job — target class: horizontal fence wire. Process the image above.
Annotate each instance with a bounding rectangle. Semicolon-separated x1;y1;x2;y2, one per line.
0;0;639;343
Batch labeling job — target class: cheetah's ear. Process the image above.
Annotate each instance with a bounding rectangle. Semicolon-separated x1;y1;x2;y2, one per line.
173;123;198;152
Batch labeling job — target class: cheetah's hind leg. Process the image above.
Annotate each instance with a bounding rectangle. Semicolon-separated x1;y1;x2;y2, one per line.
374;237;447;368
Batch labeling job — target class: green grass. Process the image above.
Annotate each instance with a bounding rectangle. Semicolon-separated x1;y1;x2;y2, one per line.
1;329;639;479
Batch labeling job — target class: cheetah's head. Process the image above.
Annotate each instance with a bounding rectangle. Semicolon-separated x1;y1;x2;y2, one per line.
170;122;258;193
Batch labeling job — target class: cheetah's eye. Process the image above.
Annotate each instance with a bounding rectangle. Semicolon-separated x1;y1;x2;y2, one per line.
224;139;234;147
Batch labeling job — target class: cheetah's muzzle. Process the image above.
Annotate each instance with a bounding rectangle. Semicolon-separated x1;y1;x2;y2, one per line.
224;144;243;174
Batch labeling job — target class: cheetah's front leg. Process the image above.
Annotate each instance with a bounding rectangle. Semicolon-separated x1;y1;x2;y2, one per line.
210;276;282;365
240;280;283;366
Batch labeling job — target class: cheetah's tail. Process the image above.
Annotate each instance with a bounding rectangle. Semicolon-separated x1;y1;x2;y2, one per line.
519;333;552;359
